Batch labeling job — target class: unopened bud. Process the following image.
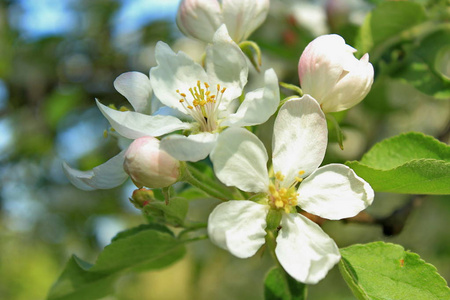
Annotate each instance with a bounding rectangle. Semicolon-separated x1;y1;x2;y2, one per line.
123;136;180;189
298;34;374;113
130;188;155;208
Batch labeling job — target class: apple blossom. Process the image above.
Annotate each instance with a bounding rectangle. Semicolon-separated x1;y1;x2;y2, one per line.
62;69;188;190
176;0;270;43
208;95;374;284
97;25;279;162
123;136;181;189
298;34;374;113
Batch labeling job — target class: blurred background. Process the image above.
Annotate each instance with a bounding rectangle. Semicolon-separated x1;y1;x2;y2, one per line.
0;0;449;299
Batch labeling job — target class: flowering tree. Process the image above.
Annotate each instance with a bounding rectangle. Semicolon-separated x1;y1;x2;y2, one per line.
48;0;450;299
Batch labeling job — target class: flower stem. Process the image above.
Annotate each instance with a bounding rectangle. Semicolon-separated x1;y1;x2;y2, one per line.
181;167;230;201
186;164;234;199
178;222;207;239
182;234;208;243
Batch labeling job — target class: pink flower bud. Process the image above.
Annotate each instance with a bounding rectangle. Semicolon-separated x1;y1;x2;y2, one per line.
176;0;270;43
123;137;180;189
298;34;374;113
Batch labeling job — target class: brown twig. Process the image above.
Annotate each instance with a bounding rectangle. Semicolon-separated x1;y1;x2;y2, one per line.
342;195;425;236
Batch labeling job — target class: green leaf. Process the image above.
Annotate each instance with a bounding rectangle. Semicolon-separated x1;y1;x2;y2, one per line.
371;2;427;46
146;197;189;226
46;256;118;300
356;1;427;54
48;228;186;300
264;267;307;300
392;29;450;99
111;223;174;242
339;242;450;300
346;132;450;194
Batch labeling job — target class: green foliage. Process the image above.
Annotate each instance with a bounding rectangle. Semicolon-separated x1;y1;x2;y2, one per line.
346;132;450;194
47;226;186;300
145;197;189;226
339;242;450;300
391;29;450;99
356;1;449;99
264;267;307;300
356;2;427;55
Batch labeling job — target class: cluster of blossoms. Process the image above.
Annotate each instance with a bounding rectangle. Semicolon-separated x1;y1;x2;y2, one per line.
64;0;374;285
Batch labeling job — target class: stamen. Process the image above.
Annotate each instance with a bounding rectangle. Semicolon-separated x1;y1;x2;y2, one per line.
174;81;228;132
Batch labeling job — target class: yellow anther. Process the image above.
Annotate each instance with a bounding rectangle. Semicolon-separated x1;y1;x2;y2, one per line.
176;89;180;93
295;177;303;183
275;171;285;181
217;84;221;91
103;130;108;138
187;105;193;109
204;82;209;88
221;87;227;93
180;93;186;97
179;99;184;103
197;80;201;86
298;170;305;175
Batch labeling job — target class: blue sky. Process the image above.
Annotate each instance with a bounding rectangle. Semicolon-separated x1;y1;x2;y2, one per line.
14;0;181;39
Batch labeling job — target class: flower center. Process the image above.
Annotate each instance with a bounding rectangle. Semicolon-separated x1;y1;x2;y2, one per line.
176;81;226;132
268;171;304;213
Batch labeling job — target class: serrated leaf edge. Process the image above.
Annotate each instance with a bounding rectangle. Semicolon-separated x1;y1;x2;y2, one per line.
339;242;450;299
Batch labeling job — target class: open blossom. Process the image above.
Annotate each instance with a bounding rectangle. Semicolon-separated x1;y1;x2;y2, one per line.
298;34;374;113
63;72;188;190
176;0;270;43
208;95;374;284
96;25;279;162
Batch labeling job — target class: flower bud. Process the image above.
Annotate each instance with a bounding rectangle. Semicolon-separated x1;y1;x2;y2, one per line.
298;34;374;113
130;188;155;209
123;136;180;189
176;0;223;43
176;0;270;43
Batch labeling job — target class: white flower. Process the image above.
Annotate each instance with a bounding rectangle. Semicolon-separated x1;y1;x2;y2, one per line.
62;71;185;190
176;0;270;43
298;34;374;113
97;25;279;162
208;95;374;284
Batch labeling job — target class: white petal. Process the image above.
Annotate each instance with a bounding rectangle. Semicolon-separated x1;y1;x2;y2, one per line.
222;0;270;42
276;213;340;284
205;25;248;107
114;72;152;114
150;42;209;114
208;200;268;258
210;128;269;193
176;0;223;43
297;164;374;220
96;100;192;139
272;96;327;186
321;55;374;112
160;132;218;162
222;68;279;127
298;35;349;104
63;151;128;191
